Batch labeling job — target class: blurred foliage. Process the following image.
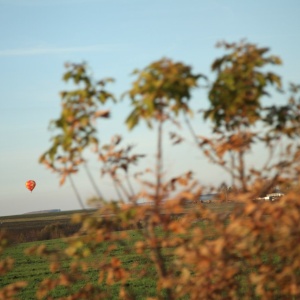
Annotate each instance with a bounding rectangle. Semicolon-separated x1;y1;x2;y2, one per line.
39;63;115;184
99;135;145;203
205;40;282;131
197;41;299;191
124;58;204;129
2;40;300;299
39;63;115;207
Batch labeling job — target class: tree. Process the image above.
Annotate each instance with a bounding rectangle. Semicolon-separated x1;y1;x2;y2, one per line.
39;63;115;208
125;58;202;203
99;135;145;202
197;41;283;191
4;40;300;299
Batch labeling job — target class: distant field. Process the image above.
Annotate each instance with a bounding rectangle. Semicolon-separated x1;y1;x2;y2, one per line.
0;202;241;239
0;209;90;223
0;209;92;243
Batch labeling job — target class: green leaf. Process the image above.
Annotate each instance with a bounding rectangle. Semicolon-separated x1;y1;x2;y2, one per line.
126;111;139;130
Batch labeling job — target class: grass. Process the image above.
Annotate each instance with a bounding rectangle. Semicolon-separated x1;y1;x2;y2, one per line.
1;240;63;299
0;202;243;299
1;232;161;299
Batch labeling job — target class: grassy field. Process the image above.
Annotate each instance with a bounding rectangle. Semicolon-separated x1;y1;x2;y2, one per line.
1;229;169;299
0;202;243;299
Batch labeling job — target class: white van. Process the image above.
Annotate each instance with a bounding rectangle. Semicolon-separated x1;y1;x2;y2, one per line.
265;193;284;201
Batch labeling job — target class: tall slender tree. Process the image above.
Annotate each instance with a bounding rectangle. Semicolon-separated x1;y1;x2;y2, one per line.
39;63;115;207
199;41;282;191
125;58;202;202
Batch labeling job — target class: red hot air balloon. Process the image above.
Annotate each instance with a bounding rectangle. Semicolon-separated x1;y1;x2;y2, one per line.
25;180;36;192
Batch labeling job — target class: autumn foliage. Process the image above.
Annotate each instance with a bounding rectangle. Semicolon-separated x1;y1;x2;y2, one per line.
2;40;300;299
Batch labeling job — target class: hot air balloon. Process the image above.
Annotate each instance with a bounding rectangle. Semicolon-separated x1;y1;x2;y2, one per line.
25;180;36;192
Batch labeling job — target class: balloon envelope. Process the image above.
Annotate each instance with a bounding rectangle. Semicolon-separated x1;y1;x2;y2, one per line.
25;180;36;192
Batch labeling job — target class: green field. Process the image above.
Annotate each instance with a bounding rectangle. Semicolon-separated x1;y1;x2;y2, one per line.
0;203;244;299
1;232;161;299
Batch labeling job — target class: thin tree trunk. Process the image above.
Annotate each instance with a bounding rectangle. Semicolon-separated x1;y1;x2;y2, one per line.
68;174;85;210
145;218;173;299
184;113;200;147
112;177;125;202
83;162;104;200
116;177;131;202
125;173;135;197
229;150;236;187
155;120;163;204
238;149;247;192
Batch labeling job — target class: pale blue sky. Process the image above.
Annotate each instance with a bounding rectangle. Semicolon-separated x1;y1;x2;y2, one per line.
0;0;299;216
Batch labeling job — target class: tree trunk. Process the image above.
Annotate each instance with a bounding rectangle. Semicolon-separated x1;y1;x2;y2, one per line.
83;162;104;200
238;149;247;192
155;120;163;204
68;174;85;210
